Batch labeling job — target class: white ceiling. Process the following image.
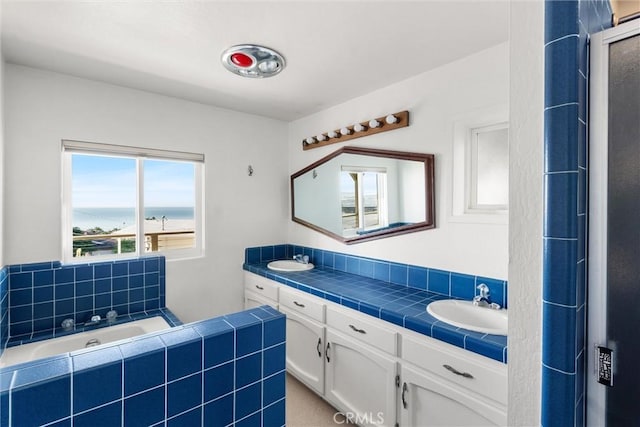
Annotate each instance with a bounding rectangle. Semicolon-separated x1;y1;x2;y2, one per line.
1;1;509;121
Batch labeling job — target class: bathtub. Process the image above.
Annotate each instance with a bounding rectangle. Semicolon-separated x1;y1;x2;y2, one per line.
0;316;171;368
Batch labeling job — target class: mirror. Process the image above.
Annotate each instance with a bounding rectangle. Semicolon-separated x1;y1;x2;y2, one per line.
291;147;435;244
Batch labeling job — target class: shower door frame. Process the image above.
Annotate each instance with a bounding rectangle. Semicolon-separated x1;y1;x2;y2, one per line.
587;19;640;427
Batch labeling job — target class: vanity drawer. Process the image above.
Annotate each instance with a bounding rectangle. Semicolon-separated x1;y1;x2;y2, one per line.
326;306;397;356
244;272;279;302
402;333;507;405
279;287;325;323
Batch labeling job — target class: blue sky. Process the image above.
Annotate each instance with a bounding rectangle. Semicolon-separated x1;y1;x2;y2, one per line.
72;155;195;208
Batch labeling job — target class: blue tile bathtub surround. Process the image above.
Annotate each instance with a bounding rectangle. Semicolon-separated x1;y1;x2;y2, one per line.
543;1;611;426
4;256;166;341
0;306;286;427
245;244;507;308
244;245;507;364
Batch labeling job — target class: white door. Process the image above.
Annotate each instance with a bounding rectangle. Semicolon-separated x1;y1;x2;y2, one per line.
280;306;325;395
399;364;505;427
324;329;397;427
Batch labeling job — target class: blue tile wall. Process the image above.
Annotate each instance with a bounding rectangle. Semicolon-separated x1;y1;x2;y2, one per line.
3;257;166;344
245;244;508;308
543;1;611;426
0;267;8;357
0;306;286;427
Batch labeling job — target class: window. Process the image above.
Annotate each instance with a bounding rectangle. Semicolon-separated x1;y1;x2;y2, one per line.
62;140;204;262
340;166;388;234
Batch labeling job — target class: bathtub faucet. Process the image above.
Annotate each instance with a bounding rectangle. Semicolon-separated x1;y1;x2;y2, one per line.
84;315;102;327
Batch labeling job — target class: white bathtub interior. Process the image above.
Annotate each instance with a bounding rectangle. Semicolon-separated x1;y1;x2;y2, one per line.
0;316;171;368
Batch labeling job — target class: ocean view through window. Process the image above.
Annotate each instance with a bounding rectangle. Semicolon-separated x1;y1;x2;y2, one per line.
62;140;204;262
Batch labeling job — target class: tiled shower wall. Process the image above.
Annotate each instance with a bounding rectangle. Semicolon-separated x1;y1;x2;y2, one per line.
3;256;166;343
542;0;611;425
0;267;8;355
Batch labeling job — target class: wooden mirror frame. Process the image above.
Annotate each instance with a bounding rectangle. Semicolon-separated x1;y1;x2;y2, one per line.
291;146;435;244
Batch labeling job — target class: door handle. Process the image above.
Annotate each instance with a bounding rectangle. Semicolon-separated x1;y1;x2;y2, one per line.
402;382;408;409
317;337;322;357
325;342;331;363
443;364;474;379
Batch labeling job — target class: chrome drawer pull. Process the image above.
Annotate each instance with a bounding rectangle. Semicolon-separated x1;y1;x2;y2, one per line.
349;324;366;334
317;337;322;357
402;382;408;409
255;285;264;290
326;342;331;363
293;301;306;308
443;364;474;379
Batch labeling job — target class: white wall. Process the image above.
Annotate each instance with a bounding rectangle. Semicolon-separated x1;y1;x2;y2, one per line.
508;1;543;425
287;43;509;280
0;19;4;268
4;65;289;322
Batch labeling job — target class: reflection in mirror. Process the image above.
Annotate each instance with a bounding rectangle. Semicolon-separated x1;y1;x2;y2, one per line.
292;147;434;244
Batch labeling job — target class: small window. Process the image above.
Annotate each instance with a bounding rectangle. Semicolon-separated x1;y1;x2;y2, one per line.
62;140;204;262
468;123;509;211
340;167;388;234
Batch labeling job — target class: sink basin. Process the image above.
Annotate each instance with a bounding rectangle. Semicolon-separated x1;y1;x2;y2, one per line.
267;260;315;272
426;299;508;336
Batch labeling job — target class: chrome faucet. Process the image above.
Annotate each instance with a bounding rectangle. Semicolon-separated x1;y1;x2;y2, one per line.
84;314;102;327
473;284;501;309
293;254;310;264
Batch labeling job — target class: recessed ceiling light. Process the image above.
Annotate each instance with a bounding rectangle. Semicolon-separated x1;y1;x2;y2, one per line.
221;44;286;78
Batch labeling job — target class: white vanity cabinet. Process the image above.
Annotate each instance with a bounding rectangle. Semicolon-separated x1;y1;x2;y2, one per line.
279;286;326;395
398;331;507;426
243;271;278;309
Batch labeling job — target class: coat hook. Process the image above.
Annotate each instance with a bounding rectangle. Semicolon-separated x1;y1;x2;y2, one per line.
248;165;254;176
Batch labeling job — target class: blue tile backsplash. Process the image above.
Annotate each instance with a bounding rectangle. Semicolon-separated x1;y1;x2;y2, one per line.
3;257;166;346
543;1;611;426
0;306;286;427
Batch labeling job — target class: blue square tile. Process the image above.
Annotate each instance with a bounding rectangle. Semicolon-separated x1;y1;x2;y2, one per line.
11;377;70;426
322;251;334;269
543;239;577;306
541;366;575;426
544;105;579;173
201;330;234;369
545;172;578;238
124;386;165;427
373;262;390;282
73;401;121;427
545;0;579;43
345;257;359;275
95;293;111;309
263;398;286;427
263;371;285;407
450;273;475;300
129;274;144;289
9;305;32;323
10;272;33;289
404;314;434;337
55;267;75;284
145;272;159;287
543;302;576;373
73;352;122;412
390;264;407;286
145;299;160;311
263;343;285;377
94;263;112;279
432;324;464;347
161;329;202;381
274;245;286;261
121;337;165;396
75;280;93;297
204;361;234;401
204;394;233;427
236;323;262;357
113;276;128;291
145;258;160;273
34;285;54;303
33;317;54;332
334;255;346;272
129;301;144;314
263;316;285;347
261;246;275;262
578;120;586;168
236;412;261;427
55;298;75;315
75;266;94;281
56;283;75;300
10;289;32;306
545;36;579;107
408;267;427;290
34;301;54;319
129;288;144;303
428;270;450;295
44;418;71;427
9;321;32;336
236;352;262;388
95;278;111;294
168;407;202;427
359;260;375;278
246;247;260;264
168;373;202;417
34;270;54;287
578;168;586;216
113;261;129;277
145;286;159;299
380;309;404;327
113;290;129;306
464;336;505;362
235;382;261;420
129;261;143;275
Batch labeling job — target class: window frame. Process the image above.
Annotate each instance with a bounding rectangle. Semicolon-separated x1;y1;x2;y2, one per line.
62;140;205;263
340;166;389;232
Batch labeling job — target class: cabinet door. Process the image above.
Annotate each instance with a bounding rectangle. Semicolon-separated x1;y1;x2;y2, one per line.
324;329;397;427
280;306;325;395
244;290;277;310
399;364;506;427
